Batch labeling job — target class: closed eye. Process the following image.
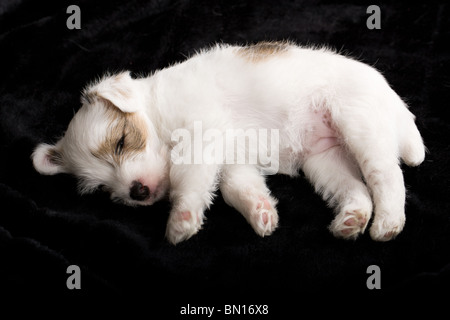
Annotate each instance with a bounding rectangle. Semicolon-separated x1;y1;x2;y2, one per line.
115;135;125;155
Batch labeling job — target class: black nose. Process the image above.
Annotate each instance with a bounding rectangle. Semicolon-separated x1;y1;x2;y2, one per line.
130;181;150;201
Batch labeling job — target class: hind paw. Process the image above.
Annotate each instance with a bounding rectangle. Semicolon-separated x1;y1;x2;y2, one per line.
369;214;405;241
330;207;371;240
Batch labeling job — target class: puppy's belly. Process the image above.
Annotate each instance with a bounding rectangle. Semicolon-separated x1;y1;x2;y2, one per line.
304;110;340;156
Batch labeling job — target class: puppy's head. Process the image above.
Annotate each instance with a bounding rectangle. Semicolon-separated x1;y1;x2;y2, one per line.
32;72;169;206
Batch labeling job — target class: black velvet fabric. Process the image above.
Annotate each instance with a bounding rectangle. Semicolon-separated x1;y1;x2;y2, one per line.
1;0;449;313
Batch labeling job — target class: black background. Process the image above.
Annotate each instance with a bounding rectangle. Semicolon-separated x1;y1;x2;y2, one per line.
1;0;449;315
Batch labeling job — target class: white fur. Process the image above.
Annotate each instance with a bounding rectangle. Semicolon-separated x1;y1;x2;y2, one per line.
32;43;425;244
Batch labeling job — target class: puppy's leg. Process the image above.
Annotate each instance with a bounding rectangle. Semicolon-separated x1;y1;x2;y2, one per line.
220;165;279;237
334;111;407;241
166;164;219;244
302;146;373;240
353;146;406;241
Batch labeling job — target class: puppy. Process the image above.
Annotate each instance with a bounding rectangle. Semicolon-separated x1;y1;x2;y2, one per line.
32;42;425;244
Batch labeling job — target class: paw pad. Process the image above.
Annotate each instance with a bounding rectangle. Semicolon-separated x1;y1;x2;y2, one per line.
330;208;370;240
369;219;404;242
180;211;191;221
249;196;279;237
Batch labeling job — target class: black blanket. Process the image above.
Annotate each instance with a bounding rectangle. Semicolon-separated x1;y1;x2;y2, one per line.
1;0;449;314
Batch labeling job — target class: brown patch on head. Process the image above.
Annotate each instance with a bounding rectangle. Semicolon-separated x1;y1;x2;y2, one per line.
237;41;291;62
92;101;148;165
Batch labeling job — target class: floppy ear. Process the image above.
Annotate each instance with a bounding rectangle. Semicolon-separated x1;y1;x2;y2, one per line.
32;143;66;175
82;71;143;113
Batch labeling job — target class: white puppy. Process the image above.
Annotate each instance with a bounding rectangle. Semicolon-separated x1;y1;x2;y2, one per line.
32;42;425;244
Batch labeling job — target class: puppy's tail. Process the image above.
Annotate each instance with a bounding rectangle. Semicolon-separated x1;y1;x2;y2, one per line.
396;98;426;167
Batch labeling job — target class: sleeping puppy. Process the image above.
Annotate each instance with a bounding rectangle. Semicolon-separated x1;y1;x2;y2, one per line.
32;42;425;244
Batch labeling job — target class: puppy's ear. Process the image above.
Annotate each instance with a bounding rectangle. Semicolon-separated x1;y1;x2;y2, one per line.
32;143;66;175
82;71;143;113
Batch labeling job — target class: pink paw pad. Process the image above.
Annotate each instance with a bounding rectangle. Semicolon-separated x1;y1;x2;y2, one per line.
344;215;367;228
257;197;271;225
331;208;370;239
384;231;396;240
344;218;357;226
180;211;191;221
262;212;269;225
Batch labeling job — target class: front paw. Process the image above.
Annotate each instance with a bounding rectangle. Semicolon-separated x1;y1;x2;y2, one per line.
248;196;279;237
165;210;203;245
